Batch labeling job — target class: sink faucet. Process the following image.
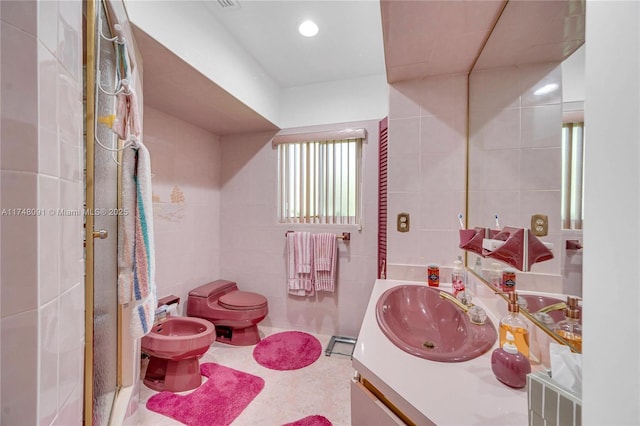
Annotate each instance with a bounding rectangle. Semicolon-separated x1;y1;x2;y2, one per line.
439;291;470;312
535;302;567;315
439;291;488;325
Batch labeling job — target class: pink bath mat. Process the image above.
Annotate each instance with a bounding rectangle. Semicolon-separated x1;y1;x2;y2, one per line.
253;331;322;370
146;362;264;426
282;415;333;426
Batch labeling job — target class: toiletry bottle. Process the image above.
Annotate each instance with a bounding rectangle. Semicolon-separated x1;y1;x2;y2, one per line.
451;258;465;296
427;264;439;287
501;268;516;292
499;292;529;358
531;312;555;368
491;330;531;389
554;296;582;352
474;257;482;273
489;263;502;290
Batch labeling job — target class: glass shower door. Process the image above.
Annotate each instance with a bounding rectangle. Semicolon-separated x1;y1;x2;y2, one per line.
90;1;119;424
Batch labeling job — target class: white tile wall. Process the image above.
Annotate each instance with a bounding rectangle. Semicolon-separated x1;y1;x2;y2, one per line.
143;106;222;308
0;1;84;424
387;74;468;270
219;120;380;337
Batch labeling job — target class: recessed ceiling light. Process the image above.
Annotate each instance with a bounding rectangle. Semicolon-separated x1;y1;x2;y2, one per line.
298;20;319;37
534;83;559;96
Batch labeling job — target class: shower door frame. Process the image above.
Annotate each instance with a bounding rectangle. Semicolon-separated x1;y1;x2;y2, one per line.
84;0;123;424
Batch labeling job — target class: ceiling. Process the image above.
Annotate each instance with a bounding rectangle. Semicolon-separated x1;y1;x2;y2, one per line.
381;0;506;82
129;0;510;135
202;0;387;88
130;1;585;136
131;24;279;136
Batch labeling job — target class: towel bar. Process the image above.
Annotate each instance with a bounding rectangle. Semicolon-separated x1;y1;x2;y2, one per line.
285;231;350;241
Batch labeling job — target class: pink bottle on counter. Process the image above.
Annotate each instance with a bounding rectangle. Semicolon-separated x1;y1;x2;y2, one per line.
491;330;531;389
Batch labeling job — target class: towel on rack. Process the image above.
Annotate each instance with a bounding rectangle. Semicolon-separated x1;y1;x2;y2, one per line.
112;86;141;140
287;232;314;296
294;231;312;274
313;233;337;292
118;141;157;338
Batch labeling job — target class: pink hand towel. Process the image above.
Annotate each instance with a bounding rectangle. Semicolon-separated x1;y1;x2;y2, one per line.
314;233;336;292
287;232;314;296
294;231;312;274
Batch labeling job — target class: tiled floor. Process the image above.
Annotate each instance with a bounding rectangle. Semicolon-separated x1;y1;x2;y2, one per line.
137;326;354;426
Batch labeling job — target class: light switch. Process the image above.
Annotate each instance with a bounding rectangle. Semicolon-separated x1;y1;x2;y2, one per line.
397;212;410;232
531;214;548;236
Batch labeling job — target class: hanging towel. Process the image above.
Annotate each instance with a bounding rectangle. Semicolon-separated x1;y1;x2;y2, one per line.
118;141;157;339
287;232;314;296
313;233;337;292
112;86;141;140
294;231;312;274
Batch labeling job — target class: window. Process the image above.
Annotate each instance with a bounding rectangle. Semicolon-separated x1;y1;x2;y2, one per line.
274;129;365;225
561;122;584;229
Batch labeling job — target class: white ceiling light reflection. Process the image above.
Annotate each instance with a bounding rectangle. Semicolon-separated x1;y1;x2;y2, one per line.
299;20;319;37
534;83;559;96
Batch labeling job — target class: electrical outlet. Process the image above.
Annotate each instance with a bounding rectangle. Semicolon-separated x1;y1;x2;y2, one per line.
531;214;548;236
397;212;410;232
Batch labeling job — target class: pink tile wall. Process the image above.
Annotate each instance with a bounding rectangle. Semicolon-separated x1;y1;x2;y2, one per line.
219;120;380;337
469;63;563;275
387;74;468;270
143;106;222;309
0;1;84;424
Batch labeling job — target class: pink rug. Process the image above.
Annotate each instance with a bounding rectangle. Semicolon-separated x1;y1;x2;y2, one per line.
253;331;322;370
146;362;264;426
282;415;333;426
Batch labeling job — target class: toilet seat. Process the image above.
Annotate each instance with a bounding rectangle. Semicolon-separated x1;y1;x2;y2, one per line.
218;291;268;311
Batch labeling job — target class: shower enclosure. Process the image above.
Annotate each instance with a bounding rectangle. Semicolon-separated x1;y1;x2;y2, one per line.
85;1;120;424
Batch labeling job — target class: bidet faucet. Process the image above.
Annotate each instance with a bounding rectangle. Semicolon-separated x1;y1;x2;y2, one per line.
154;305;169;323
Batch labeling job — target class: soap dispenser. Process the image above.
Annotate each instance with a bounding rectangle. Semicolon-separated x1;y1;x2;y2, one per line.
499;292;530;358
491;330;531;389
554;296;582;352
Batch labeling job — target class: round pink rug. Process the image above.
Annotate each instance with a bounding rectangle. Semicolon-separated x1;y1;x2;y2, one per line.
253;331;322;370
282;415;332;426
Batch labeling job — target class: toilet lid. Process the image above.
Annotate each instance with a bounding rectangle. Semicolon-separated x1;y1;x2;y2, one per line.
219;291;268;310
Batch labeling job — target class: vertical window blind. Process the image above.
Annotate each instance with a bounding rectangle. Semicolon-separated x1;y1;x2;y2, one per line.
561;122;584;230
275;130;364;225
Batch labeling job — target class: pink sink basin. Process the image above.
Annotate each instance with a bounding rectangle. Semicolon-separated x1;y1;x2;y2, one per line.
376;285;497;362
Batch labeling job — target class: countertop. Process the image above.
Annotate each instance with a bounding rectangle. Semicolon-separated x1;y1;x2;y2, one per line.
352;279;529;425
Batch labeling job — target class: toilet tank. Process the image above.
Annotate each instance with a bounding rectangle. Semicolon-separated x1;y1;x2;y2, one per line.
186;280;237;317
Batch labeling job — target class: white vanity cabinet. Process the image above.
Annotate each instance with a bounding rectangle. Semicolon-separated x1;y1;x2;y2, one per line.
353;280;529;425
350;379;405;425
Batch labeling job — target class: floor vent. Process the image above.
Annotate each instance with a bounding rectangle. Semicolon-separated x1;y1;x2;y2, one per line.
325;335;357;358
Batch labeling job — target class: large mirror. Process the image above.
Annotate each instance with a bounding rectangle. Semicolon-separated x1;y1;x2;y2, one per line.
467;0;585;352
